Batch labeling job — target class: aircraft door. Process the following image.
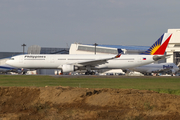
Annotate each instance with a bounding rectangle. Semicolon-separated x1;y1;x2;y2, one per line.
50;57;55;63
19;56;23;63
137;57;142;63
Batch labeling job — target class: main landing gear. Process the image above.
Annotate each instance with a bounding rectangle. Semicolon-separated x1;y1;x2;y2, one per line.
85;71;96;75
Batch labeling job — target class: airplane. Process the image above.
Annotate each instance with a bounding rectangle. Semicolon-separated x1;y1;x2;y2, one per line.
0;58;26;74
6;33;172;75
130;63;179;76
0;64;21;74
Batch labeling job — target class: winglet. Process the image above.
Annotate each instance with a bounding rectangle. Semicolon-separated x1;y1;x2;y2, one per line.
115;54;121;58
141;33;172;55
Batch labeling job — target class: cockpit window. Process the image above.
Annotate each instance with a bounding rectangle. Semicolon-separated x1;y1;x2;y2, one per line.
11;58;14;60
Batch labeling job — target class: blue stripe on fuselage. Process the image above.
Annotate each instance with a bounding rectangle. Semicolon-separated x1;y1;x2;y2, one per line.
0;66;15;70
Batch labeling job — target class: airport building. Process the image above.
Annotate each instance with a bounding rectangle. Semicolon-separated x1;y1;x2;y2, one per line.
0;52;23;59
166;29;180;66
69;43;149;55
27;45;69;54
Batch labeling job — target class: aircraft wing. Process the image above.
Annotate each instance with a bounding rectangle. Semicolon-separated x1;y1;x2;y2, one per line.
74;54;121;67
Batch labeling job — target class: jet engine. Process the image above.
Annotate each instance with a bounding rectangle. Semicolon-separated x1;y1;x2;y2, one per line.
62;64;78;73
168;69;176;74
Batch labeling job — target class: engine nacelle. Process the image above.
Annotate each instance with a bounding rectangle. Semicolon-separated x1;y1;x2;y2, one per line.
62;64;78;73
168;69;175;74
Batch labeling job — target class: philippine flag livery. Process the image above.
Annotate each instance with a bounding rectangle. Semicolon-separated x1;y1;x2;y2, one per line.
141;33;172;55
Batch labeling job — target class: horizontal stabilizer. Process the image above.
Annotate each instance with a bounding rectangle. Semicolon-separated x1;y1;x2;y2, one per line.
153;55;172;61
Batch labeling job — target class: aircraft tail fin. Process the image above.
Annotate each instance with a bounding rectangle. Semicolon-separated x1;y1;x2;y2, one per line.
141;33;172;55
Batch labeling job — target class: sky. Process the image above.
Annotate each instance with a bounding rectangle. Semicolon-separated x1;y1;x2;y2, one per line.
0;0;180;52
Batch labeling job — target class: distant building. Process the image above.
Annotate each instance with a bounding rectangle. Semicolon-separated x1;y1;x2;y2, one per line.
0;52;23;59
166;29;180;66
69;43;149;55
28;45;69;54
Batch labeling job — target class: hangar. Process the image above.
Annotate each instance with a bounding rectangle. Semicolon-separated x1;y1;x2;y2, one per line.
27;45;69;54
166;29;180;66
69;43;149;55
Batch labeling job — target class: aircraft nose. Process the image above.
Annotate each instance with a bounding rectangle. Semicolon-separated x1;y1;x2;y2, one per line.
6;60;12;65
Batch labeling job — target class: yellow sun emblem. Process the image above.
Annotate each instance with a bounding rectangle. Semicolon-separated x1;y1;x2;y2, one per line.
150;44;161;55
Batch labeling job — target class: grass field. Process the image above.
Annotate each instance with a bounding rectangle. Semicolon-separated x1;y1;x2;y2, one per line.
0;75;180;95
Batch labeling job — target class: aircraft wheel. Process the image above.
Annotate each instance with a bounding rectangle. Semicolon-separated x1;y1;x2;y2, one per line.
91;72;95;75
85;72;89;75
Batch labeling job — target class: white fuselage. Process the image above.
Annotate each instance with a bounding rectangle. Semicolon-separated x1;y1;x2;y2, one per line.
6;54;158;71
131;63;179;74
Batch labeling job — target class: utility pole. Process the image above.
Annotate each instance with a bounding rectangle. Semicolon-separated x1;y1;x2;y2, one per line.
21;44;26;54
94;43;98;54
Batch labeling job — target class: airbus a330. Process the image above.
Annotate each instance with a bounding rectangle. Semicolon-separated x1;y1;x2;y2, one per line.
6;33;172;75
